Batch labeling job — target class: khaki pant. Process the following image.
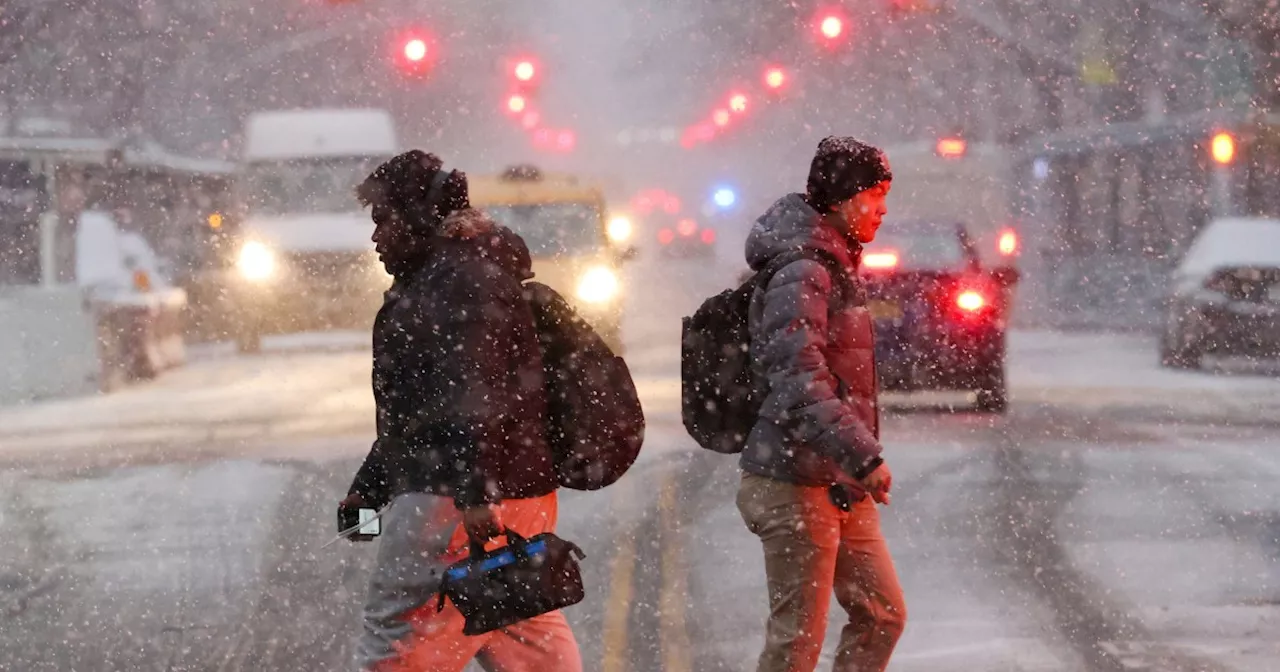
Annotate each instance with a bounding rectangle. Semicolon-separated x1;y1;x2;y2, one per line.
355;492;582;672
737;473;906;672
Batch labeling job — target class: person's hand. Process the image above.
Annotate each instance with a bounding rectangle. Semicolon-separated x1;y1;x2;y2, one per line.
340;493;365;509
462;505;504;544
337;493;372;543
860;463;893;505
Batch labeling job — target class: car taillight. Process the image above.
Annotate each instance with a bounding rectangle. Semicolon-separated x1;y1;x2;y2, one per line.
677;219;698;237
956;289;987;312
657;228;674;245
863;251;899;270
700;228;716;244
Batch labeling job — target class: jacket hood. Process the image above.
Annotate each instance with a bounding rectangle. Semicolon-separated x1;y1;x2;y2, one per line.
745;193;859;272
432;207;535;281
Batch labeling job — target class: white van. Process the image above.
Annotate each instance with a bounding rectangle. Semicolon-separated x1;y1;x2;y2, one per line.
227;108;397;352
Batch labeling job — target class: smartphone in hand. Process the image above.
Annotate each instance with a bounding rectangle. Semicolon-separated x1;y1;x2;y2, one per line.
338;505;382;542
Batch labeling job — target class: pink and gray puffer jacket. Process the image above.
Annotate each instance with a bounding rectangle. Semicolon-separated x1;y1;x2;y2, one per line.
742;193;883;488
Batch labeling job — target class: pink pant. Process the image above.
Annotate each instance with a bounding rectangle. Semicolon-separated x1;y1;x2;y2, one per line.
356;492;581;672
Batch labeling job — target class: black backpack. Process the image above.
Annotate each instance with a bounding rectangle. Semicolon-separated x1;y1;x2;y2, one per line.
681;250;847;454
523;282;645;490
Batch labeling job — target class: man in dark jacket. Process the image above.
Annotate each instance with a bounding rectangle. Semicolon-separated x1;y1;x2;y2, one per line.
341;150;579;672
736;137;905;672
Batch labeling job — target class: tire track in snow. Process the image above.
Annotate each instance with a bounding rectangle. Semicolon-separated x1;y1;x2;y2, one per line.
991;407;1230;672
224;460;373;671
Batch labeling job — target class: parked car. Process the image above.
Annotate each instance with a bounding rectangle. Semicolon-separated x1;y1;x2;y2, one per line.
1160;217;1280;369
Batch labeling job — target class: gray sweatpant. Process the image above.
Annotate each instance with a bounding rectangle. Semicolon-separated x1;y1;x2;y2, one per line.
352;492;580;672
353;493;461;670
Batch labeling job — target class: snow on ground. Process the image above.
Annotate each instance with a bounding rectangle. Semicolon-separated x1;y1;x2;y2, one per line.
0;460;294;653
1009;329;1280;420
1051;426;1280;671
5;326;1280;456
684;434;1084;671
1;331;371;432
19;461;289;592
4;249;1279;455
0;347;372;457
0;255;731;456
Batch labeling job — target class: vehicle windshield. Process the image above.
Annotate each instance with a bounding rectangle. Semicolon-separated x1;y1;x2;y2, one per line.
241;157;385;216
865;229;968;271
482;202;603;256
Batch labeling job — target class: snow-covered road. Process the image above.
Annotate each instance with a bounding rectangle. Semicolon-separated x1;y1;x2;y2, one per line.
2;253;1280;671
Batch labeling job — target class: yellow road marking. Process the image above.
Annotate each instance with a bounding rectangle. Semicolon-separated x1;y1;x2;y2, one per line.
658;471;693;672
602;484;638;672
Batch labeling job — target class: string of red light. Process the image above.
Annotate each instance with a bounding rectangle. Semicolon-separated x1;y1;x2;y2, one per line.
680;8;850;149
498;56;577;153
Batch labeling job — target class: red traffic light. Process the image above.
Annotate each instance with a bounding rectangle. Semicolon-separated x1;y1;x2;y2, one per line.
506;94;527;114
729;93;748;114
712;109;731;127
764;66;787;90
817;13;845;40
393;30;436;76
403;38;428;62
513;59;537;82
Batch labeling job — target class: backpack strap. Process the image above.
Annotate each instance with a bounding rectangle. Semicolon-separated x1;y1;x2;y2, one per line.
754;248;853;303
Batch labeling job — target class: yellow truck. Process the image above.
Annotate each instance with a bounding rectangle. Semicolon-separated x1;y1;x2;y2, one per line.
469;165;635;352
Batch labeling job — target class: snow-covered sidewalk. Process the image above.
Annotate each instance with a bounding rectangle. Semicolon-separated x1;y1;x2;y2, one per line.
4;328;1279;457
1008;329;1280;421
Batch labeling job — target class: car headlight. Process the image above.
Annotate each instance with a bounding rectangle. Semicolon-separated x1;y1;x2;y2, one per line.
576;266;619;304
237;241;276;281
607;216;633;244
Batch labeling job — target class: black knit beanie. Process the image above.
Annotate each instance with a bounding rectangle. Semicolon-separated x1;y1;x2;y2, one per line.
356;150;470;235
805;136;892;213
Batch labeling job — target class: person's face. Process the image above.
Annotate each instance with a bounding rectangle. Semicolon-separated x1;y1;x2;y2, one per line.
370;204;425;272
833;180;891;244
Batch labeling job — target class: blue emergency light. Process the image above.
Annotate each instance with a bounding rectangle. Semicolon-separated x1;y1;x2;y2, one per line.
713;187;737;209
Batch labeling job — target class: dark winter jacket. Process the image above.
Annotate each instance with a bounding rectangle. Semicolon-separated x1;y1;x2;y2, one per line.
348;208;558;509
742;193;883;488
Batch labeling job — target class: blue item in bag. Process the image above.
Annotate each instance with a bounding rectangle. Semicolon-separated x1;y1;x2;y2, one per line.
436;531;586;636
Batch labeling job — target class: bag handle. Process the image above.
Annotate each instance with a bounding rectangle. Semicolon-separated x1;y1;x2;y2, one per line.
466;529;529;564
437;532;585;613
439;530;534;614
